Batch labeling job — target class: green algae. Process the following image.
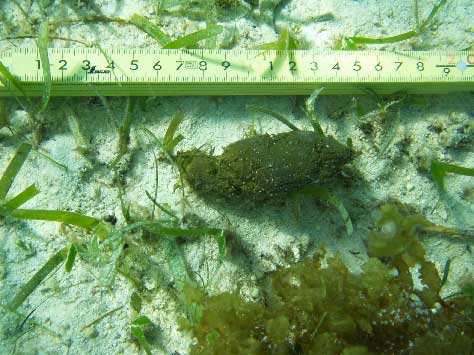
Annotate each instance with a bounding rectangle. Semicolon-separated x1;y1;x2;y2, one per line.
177;131;354;203
183;204;474;355
367;204;441;307
131;315;154;355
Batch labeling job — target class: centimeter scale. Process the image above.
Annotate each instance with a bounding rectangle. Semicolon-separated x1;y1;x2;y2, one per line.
0;48;473;96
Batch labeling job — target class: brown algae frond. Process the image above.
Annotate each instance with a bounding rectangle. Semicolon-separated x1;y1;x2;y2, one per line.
177;130;354;203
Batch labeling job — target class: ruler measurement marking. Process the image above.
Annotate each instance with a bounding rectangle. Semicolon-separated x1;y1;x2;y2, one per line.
1;48;473;96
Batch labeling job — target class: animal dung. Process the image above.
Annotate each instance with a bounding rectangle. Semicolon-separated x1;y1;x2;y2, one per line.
177;131;354;203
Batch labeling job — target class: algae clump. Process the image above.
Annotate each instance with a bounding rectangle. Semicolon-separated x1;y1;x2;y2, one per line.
177;131;353;203
182;205;474;354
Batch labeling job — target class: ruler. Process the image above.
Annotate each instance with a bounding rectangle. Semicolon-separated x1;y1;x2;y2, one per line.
0;48;473;96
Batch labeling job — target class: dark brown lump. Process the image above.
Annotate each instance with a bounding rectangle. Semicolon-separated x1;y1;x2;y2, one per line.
176;131;354;203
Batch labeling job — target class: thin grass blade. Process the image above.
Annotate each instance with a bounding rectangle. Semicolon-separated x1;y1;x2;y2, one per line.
8;247;68;310
118;97;136;155
163;25;223;49
5;184;40;209
0;60;27;97
305;88;325;137
430;161;446;191
81;306;123;332
111;97;136;168
0;143;31;200
431;160;474;192
32;149;68;171
8;209;99;229
215;229;226;263
169;134;185;152
36;20;51;114
420;0;448;31
164;110;185;152
142;127;177;165
348;31;417;45
145;191;179;220
144;223;224;237
65;243;78;273
294;187;353;236
129;14;171;45
247;105;300;131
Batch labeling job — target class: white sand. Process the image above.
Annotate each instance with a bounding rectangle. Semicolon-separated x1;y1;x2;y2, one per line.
1;0;473;354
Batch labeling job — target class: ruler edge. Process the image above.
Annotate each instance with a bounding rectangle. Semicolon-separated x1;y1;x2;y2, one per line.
1;48;473;96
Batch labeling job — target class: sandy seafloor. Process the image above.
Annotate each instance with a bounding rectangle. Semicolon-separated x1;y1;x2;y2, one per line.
0;0;473;354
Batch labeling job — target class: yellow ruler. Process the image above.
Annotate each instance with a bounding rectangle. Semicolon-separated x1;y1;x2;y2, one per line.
0;48;473;96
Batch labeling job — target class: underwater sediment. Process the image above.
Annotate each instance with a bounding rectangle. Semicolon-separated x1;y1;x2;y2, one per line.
1;0;473;354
